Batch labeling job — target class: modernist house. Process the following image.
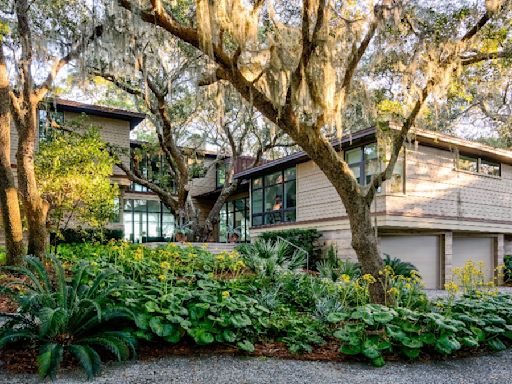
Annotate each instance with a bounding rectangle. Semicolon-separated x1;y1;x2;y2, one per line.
234;127;512;289
2;100;512;289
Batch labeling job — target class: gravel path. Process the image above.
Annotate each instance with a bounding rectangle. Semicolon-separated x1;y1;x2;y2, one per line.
1;350;511;384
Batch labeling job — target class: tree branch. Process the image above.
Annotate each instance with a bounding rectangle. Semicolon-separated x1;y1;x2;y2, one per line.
35;25;104;101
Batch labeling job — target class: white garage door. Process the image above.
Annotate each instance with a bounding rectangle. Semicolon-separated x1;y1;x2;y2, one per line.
380;235;440;289
452;237;494;282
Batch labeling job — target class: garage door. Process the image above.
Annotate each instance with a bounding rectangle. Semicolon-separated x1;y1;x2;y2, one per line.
380;236;440;289
452;237;494;282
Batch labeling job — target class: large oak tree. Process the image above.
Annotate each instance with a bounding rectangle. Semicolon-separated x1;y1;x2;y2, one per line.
113;0;512;303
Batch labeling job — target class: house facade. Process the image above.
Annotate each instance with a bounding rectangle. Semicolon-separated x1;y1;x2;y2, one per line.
234;127;512;289
2;100;512;289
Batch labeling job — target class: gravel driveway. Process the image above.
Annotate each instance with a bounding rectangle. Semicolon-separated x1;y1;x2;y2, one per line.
1;350;511;384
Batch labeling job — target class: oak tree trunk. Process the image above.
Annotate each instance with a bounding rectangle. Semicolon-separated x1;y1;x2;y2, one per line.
199;180;239;242
15;103;49;257
345;197;386;304
0;50;25;264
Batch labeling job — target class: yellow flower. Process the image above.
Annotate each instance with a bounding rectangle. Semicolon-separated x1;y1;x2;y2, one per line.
235;260;246;269
444;281;459;295
362;274;377;284
222;291;230;299
134;248;144;261
160;261;171;270
388;287;399;296
215;254;225;261
340;274;351;283
404;283;412;290
202;243;209;249
158;274;167;281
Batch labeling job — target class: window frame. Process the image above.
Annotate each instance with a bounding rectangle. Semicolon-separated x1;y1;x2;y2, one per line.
219;197;250;242
130;151;177;193
38;109;64;142
123;199;175;243
344;142;379;186
216;162;226;189
251;166;296;227
456;152;501;177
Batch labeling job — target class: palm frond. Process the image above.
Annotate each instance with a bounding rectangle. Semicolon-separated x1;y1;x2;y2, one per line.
68;344;101;379
37;343;63;380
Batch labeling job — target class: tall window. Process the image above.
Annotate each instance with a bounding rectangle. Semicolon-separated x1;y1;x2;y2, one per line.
345;143;404;192
457;154;500;176
216;163;226;188
251;167;296;226
344;143;379;185
130;152;176;193
38;110;64;141
219;197;250;242
123;199;175;243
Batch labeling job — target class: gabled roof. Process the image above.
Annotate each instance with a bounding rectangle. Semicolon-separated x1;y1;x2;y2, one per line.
234;126;512;179
50;99;146;130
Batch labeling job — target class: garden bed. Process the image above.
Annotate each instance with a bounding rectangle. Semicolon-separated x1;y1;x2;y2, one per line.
1;241;512;380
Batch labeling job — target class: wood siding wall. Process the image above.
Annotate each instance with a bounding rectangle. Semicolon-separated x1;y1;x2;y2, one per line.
385;143;512;229
296;154;386;222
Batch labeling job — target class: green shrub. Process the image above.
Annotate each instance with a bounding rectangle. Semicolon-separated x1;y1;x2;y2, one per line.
0;246;6;265
0;256;136;379
237;239;307;277
55;228;124;245
504;255;512;284
317;251;419;281
333;294;512;366
258;229;322;269
383;254;420;279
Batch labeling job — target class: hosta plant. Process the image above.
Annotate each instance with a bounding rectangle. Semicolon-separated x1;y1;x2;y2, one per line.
0;256;136;379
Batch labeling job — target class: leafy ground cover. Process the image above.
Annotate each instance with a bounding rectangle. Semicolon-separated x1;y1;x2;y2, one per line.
0;240;510;379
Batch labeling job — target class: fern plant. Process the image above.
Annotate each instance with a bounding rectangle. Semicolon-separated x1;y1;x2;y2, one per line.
0;256;136;380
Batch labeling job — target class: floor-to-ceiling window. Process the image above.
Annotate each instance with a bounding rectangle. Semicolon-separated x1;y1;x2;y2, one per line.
123;199;175;243
219;197;250;242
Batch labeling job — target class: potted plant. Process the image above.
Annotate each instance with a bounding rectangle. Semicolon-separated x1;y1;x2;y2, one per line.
175;223;193;242
227;225;241;243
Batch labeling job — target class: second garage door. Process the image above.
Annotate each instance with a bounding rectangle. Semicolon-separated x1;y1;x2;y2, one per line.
452;237;494;282
380;235;440;289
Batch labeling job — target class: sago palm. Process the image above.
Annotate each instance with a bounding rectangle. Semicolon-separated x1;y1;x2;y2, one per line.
0;256;136;379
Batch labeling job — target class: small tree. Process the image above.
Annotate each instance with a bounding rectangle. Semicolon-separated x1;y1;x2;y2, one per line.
0;0;103;258
35;122;119;251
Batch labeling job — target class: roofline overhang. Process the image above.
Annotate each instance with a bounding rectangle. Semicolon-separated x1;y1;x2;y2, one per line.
234;126;512;180
43;99;146;130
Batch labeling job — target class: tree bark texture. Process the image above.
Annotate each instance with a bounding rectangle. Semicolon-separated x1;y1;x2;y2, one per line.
0;47;25;264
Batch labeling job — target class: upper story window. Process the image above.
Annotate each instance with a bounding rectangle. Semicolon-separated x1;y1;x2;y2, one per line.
251;166;296;226
38;110;64;142
131;151;176;193
345;142;405;193
457;154;500;177
345;143;379;185
216;163;226;188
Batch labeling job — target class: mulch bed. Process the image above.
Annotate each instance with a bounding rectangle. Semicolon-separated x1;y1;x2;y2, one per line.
0;334;500;375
